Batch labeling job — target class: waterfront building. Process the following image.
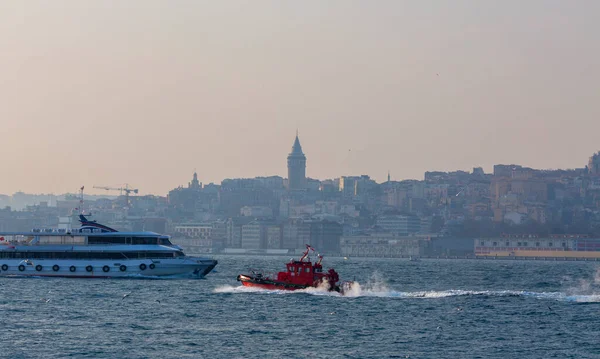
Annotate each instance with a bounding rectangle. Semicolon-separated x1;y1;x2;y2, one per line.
340;234;426;257
174;223;212;240
282;218;311;249
289;204;316;217
475;234;600;258
310;220;342;253
266;224;283;249
226;217;254;248
319;180;337;193
376;214;421;236
590;152;600;175
240;206;273;218
339;175;376;198
241;220;268;249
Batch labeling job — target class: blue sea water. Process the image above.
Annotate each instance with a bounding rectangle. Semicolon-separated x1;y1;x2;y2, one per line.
2;256;600;358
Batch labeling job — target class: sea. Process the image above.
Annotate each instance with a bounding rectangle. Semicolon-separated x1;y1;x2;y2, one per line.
1;256;600;359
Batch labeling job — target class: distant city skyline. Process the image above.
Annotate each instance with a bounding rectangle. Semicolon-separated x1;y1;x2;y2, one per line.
1;1;599;195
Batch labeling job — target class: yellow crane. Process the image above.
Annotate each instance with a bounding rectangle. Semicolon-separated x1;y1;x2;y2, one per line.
93;184;139;207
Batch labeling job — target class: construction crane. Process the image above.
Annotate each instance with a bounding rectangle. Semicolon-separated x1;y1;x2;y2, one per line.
93;184;139;207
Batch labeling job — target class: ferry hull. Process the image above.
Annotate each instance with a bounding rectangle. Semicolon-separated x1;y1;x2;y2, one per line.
0;258;217;278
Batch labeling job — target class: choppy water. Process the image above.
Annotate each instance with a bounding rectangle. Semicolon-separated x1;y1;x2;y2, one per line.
2;256;600;358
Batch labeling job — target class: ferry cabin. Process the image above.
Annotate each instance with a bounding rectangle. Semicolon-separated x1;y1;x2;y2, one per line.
0;230;183;260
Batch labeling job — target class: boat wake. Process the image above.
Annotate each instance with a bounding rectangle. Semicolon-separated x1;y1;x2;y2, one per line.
215;269;600;303
213;283;600;303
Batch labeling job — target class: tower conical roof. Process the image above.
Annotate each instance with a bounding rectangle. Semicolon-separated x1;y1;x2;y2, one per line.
289;134;304;156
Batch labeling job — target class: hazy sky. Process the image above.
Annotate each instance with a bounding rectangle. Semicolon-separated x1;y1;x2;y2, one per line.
1;1;599;195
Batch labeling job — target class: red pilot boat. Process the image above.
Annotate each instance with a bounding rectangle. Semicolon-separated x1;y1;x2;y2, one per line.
237;245;351;294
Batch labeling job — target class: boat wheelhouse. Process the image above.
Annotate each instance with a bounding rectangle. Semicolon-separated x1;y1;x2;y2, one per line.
0;215;217;278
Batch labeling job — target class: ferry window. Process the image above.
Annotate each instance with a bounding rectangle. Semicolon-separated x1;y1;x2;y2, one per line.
548;242;553;247
493;242;497;247
132;237;158;245
306;267;310;273
480;241;485;246
506;242;510;247
562;242;566;248
159;238;173;245
536;242;540;247
89;236;126;245
517;242;522;246
523;242;528;246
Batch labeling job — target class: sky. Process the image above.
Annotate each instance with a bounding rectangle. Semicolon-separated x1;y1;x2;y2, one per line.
1;1;599;195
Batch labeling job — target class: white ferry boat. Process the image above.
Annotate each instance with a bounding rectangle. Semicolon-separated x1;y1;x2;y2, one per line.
0;215;218;278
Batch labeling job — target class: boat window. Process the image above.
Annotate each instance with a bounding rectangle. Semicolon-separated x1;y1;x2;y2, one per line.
88;236;127;245
159;238;173;245
523;242;528;247
548;242;553;247
305;267;311;273
132;237;158;245
536;242;540;247
505;241;510;247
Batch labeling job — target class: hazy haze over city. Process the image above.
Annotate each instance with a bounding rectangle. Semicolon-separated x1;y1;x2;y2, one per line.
1;1;598;195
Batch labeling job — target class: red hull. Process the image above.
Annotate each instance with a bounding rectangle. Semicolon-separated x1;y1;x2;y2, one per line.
240;279;309;291
237;274;339;292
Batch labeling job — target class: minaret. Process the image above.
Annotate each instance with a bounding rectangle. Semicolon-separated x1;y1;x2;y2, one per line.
387;171;391;183
287;132;307;190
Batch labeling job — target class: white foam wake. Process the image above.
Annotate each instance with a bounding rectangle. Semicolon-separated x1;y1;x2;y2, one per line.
213;282;340;296
214;269;600;303
213;284;600;303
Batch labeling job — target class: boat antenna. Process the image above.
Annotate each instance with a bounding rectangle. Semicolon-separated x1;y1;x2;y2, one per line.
300;244;315;262
79;186;85;215
317;254;323;265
